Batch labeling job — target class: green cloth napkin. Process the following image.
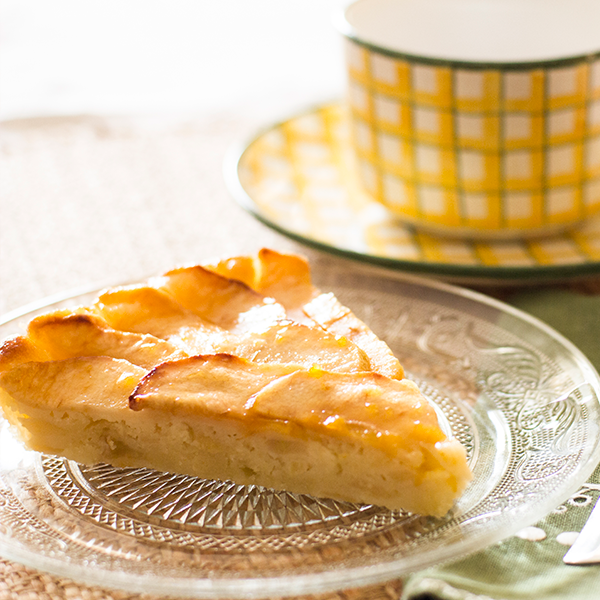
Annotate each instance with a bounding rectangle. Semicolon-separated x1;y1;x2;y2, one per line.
403;288;600;600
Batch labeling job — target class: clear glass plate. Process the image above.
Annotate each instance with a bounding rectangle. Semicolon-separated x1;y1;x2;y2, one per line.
1;270;600;598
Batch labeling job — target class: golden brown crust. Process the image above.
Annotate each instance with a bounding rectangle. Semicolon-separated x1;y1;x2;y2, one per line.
0;335;49;372
0;356;145;412
253;248;317;309
159;264;286;332
203;255;257;289
27;309;186;368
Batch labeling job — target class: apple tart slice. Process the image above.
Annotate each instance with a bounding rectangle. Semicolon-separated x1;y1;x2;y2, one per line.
0;250;472;516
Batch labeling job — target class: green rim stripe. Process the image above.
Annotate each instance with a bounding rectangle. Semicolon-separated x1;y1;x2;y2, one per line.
340;32;600;72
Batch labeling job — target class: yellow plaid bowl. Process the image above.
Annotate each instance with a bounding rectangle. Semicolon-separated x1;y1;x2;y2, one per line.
336;0;600;240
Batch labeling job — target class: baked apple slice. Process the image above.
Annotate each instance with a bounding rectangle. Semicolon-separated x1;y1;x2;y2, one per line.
209;321;371;373
94;284;235;355
27;309;187;368
0;352;470;516
156;264;286;333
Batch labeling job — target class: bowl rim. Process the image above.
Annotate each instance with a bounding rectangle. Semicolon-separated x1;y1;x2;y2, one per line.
332;0;600;70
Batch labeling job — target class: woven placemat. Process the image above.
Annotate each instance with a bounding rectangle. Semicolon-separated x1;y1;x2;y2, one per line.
0;113;303;316
0;557;404;600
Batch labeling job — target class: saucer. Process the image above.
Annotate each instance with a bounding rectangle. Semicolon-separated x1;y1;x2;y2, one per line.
225;103;600;283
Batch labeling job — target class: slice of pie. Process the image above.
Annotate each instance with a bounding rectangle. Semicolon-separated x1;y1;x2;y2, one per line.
0;250;471;516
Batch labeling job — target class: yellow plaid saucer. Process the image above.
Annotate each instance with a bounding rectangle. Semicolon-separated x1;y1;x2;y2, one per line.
225;103;600;283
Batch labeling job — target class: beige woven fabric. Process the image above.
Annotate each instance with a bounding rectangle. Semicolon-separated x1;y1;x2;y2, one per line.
0;114;405;599
0;557;404;600
0;113;333;316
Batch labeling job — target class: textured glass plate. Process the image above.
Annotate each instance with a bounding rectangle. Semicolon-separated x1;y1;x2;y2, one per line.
1;271;600;598
224;103;600;284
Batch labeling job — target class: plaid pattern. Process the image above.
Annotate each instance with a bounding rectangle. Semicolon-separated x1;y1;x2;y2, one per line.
346;40;600;235
236;103;600;271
